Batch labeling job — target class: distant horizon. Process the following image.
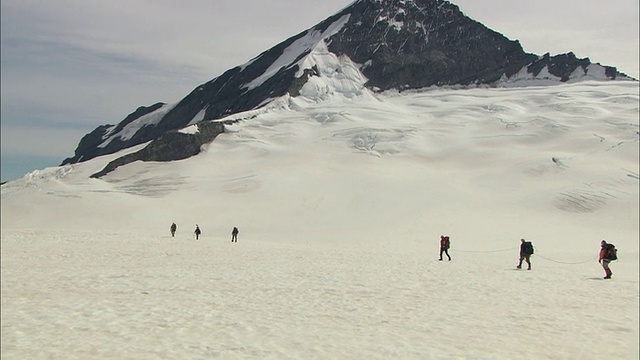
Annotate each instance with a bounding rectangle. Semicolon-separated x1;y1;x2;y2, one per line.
1;155;62;183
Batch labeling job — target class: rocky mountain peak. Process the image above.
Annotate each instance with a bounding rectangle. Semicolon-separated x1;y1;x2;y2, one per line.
327;0;533;89
62;0;635;177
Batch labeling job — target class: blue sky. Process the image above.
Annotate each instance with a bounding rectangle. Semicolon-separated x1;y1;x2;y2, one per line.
1;0;638;182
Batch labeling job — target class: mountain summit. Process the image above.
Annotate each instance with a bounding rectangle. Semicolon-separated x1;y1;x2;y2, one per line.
62;0;634;177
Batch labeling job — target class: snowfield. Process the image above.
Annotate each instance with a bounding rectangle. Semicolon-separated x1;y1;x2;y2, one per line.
2;81;639;359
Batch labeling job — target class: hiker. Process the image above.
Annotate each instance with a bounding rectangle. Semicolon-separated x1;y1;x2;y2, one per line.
517;239;534;270
439;235;451;261
231;227;239;242
599;240;617;279
170;222;177;237
194;225;201;240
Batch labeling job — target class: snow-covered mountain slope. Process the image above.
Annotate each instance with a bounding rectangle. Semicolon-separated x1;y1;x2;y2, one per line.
3;81;638;249
2;80;638;359
61;0;635;171
2;79;639;357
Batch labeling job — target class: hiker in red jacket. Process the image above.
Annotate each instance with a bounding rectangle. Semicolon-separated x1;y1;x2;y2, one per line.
439;235;451;261
598;240;616;279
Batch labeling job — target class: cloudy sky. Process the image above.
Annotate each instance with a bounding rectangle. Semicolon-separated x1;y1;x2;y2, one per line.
1;0;638;182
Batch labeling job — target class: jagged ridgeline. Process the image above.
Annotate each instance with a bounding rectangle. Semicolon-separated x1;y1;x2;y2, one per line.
62;0;634;178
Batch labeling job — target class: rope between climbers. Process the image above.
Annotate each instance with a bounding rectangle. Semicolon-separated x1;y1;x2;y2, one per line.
452;247;599;265
455;247;518;254
534;253;598;265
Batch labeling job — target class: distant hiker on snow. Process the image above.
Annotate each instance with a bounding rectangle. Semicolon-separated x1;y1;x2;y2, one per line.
231;227;239;242
599;240;617;279
170;223;177;237
194;225;201;240
439;235;451;261
517;239;534;270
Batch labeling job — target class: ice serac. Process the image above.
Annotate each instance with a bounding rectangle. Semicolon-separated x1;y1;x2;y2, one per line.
64;0;634;178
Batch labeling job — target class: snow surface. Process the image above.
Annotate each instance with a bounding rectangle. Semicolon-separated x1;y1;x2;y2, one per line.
1;81;639;359
296;41;370;102
187;106;208;126
178;124;200;135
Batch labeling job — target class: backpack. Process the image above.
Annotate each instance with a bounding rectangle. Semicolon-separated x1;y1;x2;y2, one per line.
605;244;617;260
522;241;534;255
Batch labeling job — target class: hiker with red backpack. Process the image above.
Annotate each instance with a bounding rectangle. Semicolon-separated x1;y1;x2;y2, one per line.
439;235;451;261
598;240;617;279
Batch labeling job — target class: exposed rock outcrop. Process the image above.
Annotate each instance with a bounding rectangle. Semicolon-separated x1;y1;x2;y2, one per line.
90;121;225;178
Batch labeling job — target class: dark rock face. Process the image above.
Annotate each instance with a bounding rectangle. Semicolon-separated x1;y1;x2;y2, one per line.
327;0;536;88
62;102;165;165
326;0;627;88
90;121;225;178
69;32;316;176
527;52;593;81
63;124;113;164
66;0;634;178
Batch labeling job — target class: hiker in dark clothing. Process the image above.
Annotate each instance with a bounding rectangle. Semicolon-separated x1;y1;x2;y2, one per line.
170;223;177;237
517;239;534;270
194;225;201;240
231;227;239;242
599;240;616;279
439;235;451;261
